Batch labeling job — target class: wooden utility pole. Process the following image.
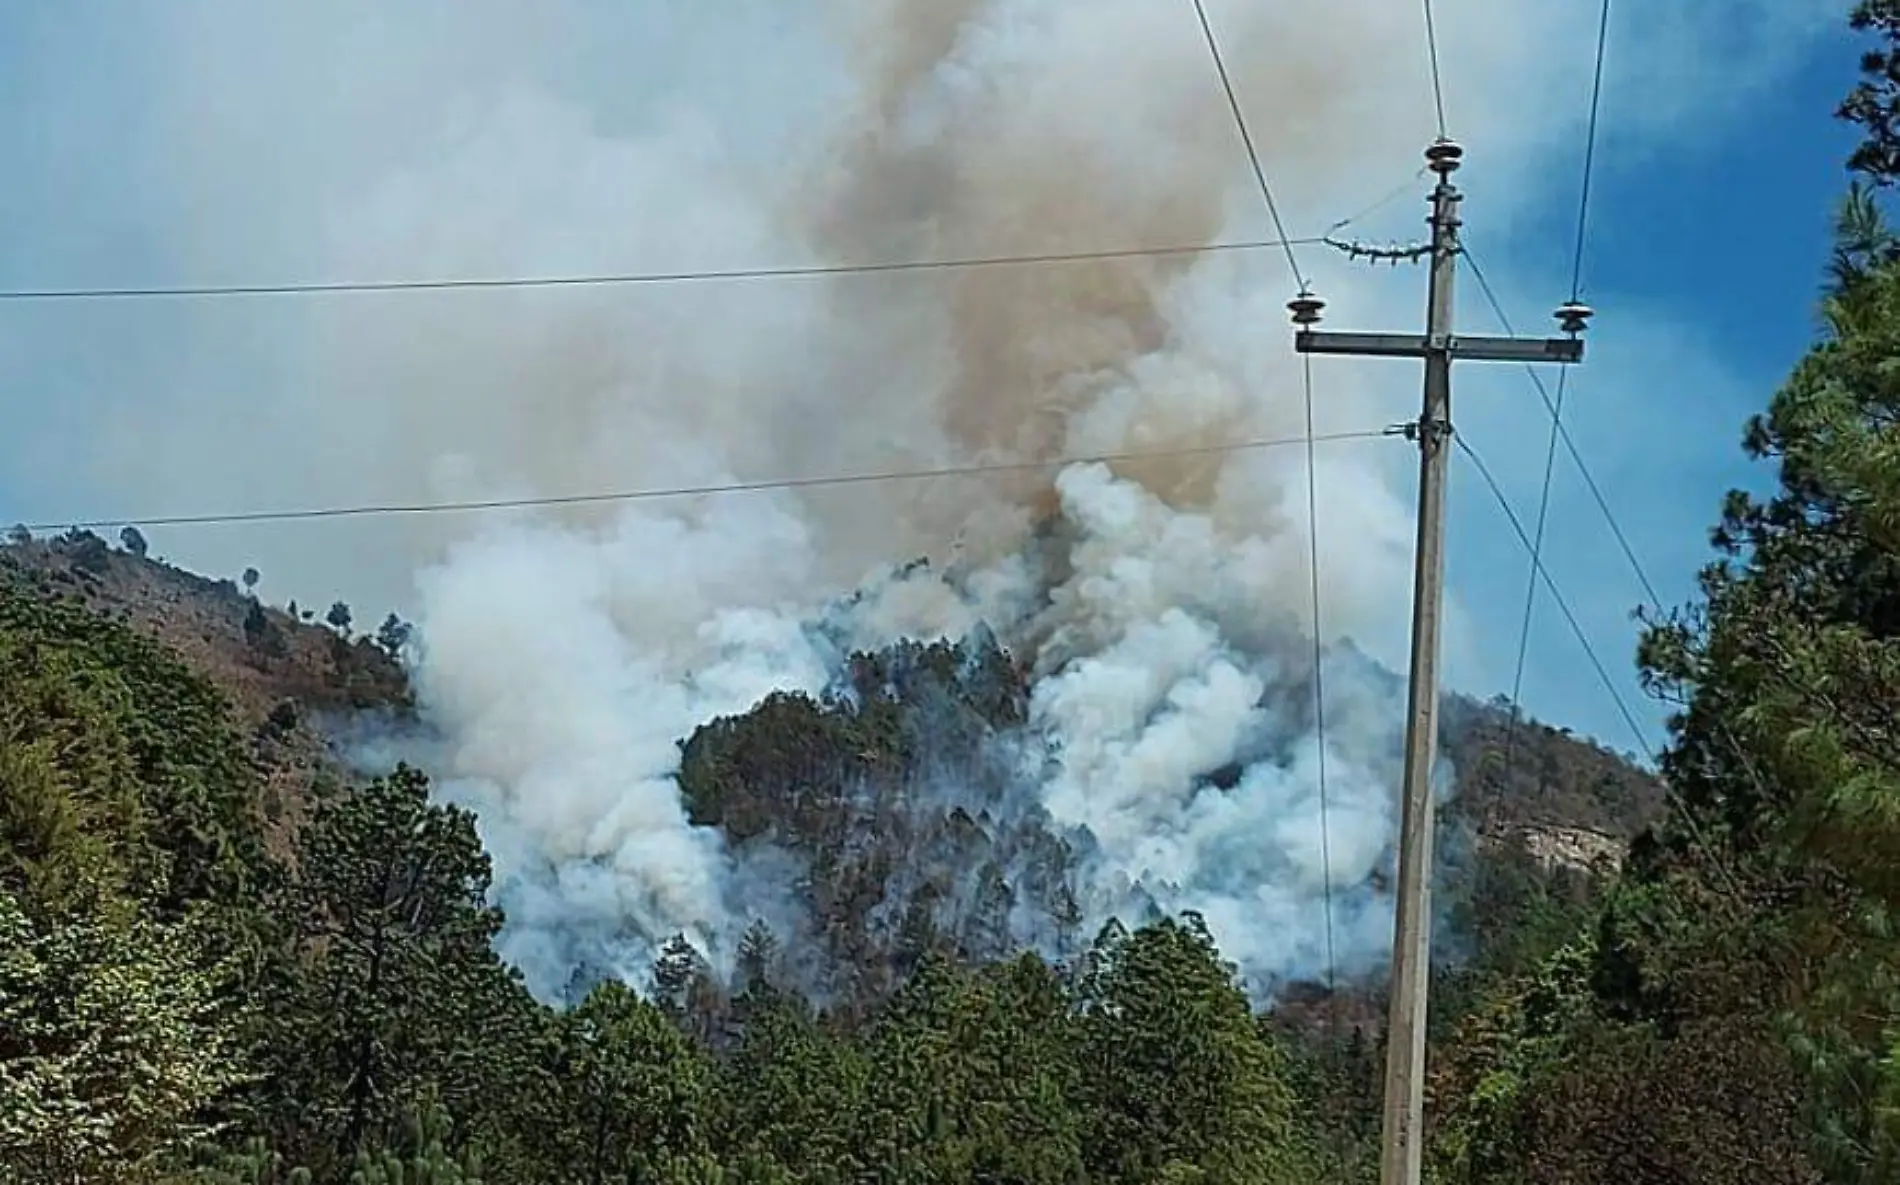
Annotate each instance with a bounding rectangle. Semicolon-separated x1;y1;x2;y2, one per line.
1288;139;1592;1185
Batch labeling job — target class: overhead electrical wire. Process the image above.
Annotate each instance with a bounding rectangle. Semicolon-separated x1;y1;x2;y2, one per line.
16;429;1391;536
1188;0;1339;1032
1567;0;1613;305
1501;0;1616;792
1457;432;1748;903
1325;167;1430;236
1461;250;1658;605
1300;352;1339;1008
0;174;1421;306
1455;434;1652;758
0;236;1330;303
1421;0;1450;140
1470;238;1765;909
1190;0;1310;293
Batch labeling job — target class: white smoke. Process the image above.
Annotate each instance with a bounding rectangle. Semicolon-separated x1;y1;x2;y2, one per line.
408;501;837;988
9;0;1830;999
350;0;1488;998
1017;463;1412;988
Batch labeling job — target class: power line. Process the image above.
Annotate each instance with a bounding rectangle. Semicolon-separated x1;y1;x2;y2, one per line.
1326;167;1431;236
1300;353;1339;1017
1462;249;1658;607
1457;430;1747;905
1454;434;1654;758
0;169;1430;306
1569;0;1613;305
0;237;1330;303
1500;0;1615;799
17;428;1391;535
1421;0;1450;140
1189;0;1337;1017
1467;240;1759;904
1190;0;1309;292
1502;371;1573;785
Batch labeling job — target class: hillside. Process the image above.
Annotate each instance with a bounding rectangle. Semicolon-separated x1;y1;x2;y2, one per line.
0;522;1673;1184
1;527;1660;1011
0;531;410;849
11;3;1900;1179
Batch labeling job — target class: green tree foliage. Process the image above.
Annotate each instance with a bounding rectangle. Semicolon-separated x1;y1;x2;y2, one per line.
192;1099;484;1185
0;571;270;917
721;987;867;1181
1074;917;1308;1185
546;982;717;1181
1618;187;1900;1183
0;572;276;1184
260;765;524;1172
853;951;1085;1183
0;885;251;1184
1843;1;1900;186
1431;916;1818;1184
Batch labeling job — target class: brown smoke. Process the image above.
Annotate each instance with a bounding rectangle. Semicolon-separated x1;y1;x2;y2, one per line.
786;0;1399;540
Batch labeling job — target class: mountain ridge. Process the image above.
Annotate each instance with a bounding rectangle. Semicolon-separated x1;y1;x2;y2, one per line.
0;525;1663;1021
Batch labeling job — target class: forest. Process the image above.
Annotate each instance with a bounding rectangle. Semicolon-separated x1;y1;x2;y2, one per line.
10;4;1900;1183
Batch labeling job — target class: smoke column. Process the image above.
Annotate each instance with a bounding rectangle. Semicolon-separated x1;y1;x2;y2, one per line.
375;0;1453;999
50;0;1805;996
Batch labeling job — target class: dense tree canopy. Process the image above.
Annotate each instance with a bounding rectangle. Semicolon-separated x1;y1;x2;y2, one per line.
9;7;1900;1182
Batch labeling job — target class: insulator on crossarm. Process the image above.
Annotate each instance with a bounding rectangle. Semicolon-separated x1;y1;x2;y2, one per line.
1288;292;1326;327
1555;300;1594;335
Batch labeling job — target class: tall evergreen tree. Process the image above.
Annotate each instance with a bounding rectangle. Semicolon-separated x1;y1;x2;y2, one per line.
550;981;718;1184
723;988;866;1182
1074;916;1307;1185
855;950;1085;1184
263;765;517;1169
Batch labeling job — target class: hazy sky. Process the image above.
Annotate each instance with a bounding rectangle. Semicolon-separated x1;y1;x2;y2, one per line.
0;1;1856;758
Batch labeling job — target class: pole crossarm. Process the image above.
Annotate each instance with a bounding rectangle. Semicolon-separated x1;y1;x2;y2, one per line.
1283;137;1594;1185
1294;330;1582;364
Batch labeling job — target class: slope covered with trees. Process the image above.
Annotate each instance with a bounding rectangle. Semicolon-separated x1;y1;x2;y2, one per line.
0;535;1639;1184
12;7;1900;1181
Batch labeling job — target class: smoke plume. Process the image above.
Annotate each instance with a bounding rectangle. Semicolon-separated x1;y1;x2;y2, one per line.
16;0;1823;999
374;0;1455;998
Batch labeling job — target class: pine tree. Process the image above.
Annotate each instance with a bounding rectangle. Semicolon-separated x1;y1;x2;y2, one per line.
0;884;252;1183
1074;915;1307;1184
551;981;718;1183
264;765;514;1167
723;992;866;1182
1843;2;1900;186
736;920;781;994
375;613;412;658
854;950;1085;1184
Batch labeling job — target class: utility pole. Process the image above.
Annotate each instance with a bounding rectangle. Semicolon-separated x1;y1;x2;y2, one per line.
1287;139;1592;1185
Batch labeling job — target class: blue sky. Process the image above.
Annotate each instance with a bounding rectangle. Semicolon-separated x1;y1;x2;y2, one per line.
0;2;1867;764
1441;21;1862;759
